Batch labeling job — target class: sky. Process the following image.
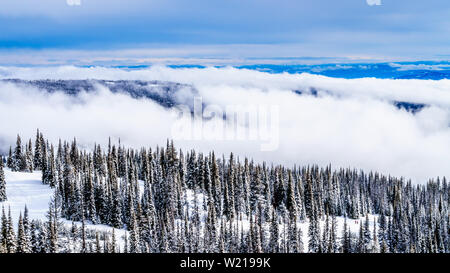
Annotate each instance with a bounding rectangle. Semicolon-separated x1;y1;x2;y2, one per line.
1;0;450;64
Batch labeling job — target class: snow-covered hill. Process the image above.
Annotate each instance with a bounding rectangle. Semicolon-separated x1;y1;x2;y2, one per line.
1;168;376;252
1;168;129;251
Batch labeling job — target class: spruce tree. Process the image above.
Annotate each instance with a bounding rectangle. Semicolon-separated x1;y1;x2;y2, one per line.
372;217;380;253
7;147;13;169
6;207;16;253
111;228;117;253
17;213;31;253
341;217;350;253
363;214;372;250
308;203;321;253
1;207;7;249
0;132;446;254
269;210;279;252
12;135;25;172
34;129;42;170
0;159;6;201
25;139;34;172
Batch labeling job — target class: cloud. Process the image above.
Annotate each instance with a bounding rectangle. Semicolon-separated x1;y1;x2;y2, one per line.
0;66;449;183
389;62;450;71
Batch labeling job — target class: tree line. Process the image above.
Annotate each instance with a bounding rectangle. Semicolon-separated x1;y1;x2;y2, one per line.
0;130;448;253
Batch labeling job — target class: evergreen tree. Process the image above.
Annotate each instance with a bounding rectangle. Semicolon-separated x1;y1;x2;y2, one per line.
6;207;16;253
0;132;447;254
0;158;6;201
1;207;7;249
25;139;34;172
269;210;279;252
308;203;321;253
12;135;26;172
34;129;43;171
341;217;350;253
363;214;372;250
372;217;380;253
16;213;31;253
7;147;13;169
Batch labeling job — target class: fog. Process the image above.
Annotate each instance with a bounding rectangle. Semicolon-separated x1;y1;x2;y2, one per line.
0;66;449;183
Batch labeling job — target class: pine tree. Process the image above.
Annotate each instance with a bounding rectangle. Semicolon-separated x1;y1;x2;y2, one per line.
46;196;60;253
322;213;330;252
358;218;365;252
286;170;297;219
6;207;16;253
12;135;25;172
109;160;122;229
111;228;117;253
128;204;140;253
0;132;447;254
81;216;87;253
372;217;380;253
95;232;101;253
30;221;40;253
269;210;279;252
341;217;350;253
123;231;128;253
1;207;7;249
34;129;42;171
16;213;31;253
25;139;34;172
329;214;338;253
308;203;321;253
0;158;6;201
7;147;13;169
23;205;30;235
363;214;372;251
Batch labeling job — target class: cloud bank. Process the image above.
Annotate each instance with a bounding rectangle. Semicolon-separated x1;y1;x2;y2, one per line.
0;66;449;183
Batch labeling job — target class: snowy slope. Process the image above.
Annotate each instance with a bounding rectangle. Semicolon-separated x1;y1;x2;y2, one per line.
183;188;375;252
1;169;52;223
1;168;128;250
1;168;375;252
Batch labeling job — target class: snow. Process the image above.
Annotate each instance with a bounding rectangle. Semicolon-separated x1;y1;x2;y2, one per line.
1;168;129;249
183;188;378;252
1;169;378;252
1;169;53;223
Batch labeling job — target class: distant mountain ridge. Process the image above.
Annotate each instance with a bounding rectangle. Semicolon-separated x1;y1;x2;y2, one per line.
0;78;428;114
1;79;198;108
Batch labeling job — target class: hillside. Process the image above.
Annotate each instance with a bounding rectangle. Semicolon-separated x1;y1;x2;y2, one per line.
0;132;447;253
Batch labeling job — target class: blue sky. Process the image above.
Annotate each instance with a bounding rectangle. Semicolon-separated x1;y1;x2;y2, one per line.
0;0;449;64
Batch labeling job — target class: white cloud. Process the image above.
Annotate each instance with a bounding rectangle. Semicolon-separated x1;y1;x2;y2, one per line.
389;62;450;71
0;66;449;183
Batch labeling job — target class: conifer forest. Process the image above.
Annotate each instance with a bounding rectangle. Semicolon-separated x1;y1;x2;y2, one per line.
0;130;448;254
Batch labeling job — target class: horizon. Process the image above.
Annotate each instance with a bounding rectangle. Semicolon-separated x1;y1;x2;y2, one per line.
1;0;450;65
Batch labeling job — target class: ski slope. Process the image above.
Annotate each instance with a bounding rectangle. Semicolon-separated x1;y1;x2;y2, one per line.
1;169;52;223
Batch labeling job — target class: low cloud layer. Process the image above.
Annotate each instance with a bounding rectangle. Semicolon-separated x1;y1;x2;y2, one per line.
0;66;449;183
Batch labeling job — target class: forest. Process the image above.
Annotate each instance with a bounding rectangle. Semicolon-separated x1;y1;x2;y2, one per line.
0;130;448;253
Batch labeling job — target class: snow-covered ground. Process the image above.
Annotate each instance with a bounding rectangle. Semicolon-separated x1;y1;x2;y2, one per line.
1;168;128;250
1;168;375;252
2;169;52;223
183;188;376;252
